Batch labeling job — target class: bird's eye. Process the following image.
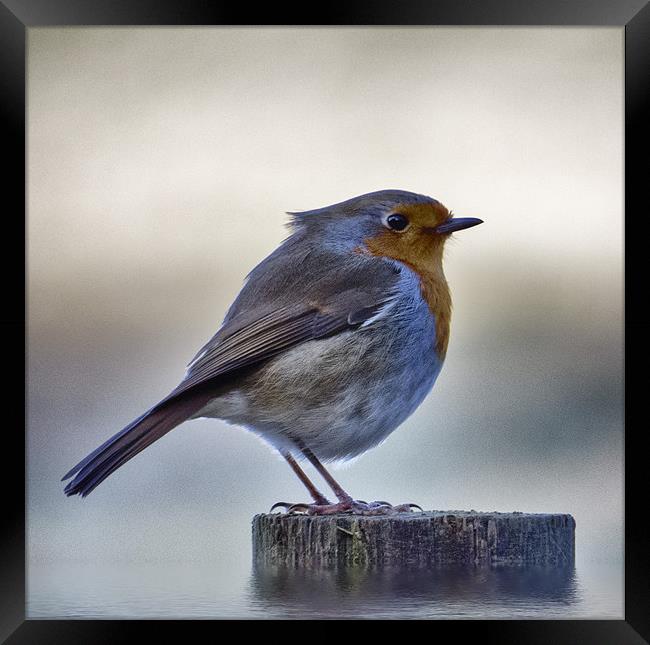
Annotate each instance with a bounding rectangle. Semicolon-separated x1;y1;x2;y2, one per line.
385;213;409;232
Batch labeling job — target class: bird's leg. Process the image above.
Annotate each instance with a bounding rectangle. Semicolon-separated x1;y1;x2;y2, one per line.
270;441;423;516
282;452;332;505
300;446;352;504
278;443;424;516
269;452;331;511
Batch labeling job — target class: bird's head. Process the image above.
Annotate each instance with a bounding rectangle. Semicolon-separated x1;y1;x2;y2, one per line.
289;189;482;272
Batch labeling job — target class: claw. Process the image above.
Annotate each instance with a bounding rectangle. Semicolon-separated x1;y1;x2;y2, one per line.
268;499;425;516
391;503;424;513
269;501;293;512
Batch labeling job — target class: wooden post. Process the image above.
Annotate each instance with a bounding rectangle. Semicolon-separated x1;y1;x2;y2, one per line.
252;511;575;568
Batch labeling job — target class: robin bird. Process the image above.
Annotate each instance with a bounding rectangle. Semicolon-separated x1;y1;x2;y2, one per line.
62;189;482;515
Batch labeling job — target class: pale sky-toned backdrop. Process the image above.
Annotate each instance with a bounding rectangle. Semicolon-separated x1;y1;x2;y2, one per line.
27;27;623;617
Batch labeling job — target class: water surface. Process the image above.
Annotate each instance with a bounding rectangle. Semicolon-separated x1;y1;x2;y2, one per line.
28;559;622;619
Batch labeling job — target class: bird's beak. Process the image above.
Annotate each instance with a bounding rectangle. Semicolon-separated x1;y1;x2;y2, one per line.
433;217;483;235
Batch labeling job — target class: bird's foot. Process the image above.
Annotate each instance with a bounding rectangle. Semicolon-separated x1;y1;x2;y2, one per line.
270;499;423;516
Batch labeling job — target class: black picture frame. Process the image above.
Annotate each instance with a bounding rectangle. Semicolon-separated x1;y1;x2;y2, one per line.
3;0;648;641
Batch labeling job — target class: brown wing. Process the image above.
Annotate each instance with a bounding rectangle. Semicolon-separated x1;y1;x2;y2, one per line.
168;291;394;400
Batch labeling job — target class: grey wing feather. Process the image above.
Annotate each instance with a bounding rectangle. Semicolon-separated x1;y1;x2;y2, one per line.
170;243;401;399
172;294;390;399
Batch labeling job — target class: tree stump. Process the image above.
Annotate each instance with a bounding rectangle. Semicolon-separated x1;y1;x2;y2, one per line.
252;511;575;568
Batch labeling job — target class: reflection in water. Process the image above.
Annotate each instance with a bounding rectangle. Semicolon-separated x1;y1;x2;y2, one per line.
249;563;579;619
28;559;623;618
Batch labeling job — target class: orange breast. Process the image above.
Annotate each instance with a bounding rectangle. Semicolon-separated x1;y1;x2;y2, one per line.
396;258;452;360
358;236;452;359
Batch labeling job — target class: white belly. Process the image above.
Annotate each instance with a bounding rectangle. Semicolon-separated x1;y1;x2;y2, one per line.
194;318;443;461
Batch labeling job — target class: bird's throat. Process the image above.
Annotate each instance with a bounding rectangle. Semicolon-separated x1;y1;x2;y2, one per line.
398;259;451;360
359;238;452;359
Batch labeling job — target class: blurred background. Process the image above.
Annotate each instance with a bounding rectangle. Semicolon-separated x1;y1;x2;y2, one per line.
27;27;623;618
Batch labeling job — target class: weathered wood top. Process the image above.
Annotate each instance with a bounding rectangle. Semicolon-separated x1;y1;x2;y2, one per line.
253;510;575;568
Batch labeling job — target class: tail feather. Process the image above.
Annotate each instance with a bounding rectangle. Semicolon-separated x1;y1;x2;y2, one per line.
61;407;155;482
63;391;211;497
